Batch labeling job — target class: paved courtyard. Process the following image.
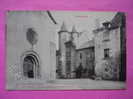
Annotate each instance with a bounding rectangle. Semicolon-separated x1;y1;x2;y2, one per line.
8;79;125;90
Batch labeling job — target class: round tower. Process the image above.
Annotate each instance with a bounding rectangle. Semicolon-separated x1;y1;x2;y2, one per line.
58;22;70;77
58;22;68;51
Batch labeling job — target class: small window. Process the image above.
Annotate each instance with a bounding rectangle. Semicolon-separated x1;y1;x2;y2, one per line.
80;53;82;59
62;34;67;41
104;48;110;58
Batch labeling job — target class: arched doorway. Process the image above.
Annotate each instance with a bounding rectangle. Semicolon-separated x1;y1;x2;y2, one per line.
21;51;40;79
23;55;35;78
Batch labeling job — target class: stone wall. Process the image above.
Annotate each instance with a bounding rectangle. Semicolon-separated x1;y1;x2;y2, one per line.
94;27;121;80
6;11;57;83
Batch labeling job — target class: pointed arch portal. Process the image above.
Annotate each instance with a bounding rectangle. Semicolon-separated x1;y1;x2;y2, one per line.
21;51;41;79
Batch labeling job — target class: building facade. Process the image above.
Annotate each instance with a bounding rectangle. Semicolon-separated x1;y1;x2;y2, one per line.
93;12;126;80
76;40;95;78
65;41;76;78
58;22;71;77
57;23;95;79
6;11;57;88
57;12;126;81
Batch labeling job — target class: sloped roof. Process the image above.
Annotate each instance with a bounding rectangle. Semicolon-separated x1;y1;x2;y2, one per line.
93;12;125;33
71;25;78;33
77;39;94;50
60;22;68;32
47;11;57;24
111;12;125;28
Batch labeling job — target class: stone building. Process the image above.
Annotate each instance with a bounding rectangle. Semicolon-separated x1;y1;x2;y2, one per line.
57;22;71;77
57;23;78;78
57;23;95;79
56;12;126;81
76;40;95;78
65;40;76;78
93;12;126;80
6;11;57;88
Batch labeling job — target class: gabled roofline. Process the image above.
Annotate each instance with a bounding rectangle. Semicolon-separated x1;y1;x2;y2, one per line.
47;11;57;24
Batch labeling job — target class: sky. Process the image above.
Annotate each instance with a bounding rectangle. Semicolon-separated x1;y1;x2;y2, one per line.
51;11;116;49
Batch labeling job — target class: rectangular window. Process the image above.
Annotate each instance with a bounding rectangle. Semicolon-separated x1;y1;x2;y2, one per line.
103;30;110;41
104;48;110;58
80;53;82;59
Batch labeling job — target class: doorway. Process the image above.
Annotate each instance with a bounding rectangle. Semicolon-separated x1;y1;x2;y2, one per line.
22;51;40;79
23;56;35;78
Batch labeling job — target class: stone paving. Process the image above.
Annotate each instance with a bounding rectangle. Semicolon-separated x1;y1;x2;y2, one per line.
7;78;125;90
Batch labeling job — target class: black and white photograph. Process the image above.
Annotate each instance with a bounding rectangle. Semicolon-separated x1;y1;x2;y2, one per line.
6;11;126;90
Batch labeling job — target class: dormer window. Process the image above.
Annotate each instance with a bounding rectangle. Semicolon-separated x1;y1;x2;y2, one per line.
102;21;111;29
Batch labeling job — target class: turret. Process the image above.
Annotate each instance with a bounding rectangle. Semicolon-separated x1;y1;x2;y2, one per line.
59;21;68;33
58;22;68;51
70;25;79;47
70;25;78;41
72;25;78;33
58;22;69;77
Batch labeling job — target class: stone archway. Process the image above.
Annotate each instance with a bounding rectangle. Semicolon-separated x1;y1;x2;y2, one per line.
21;50;41;79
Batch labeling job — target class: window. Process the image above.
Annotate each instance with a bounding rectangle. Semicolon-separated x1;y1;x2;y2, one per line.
66;48;71;61
62;34;67;42
103;30;110;41
104;48;110;58
80;53;82;59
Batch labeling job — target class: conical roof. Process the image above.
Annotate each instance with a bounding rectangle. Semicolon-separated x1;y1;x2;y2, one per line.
71;25;77;33
60;21;68;32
